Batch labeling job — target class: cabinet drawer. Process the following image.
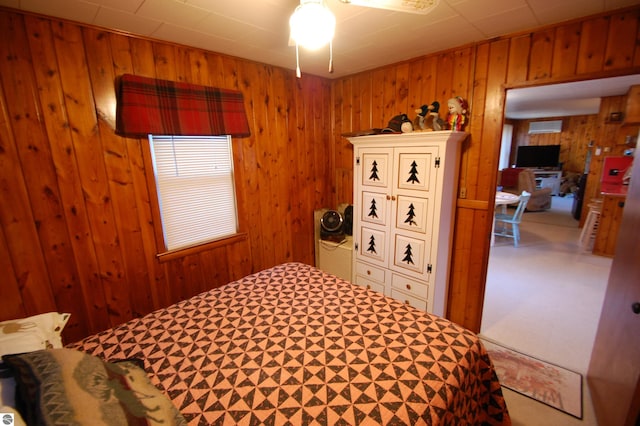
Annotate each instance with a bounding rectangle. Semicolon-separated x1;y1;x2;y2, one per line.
391;288;427;311
391;273;427;299
355;262;386;283
355;276;386;294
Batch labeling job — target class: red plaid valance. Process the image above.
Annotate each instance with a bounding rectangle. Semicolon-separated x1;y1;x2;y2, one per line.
115;74;250;138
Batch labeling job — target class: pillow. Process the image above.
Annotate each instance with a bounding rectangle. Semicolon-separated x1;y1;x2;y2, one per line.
3;348;186;426
0;312;71;359
0;312;70;409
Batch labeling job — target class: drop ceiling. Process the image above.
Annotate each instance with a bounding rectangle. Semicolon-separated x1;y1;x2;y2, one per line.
1;0;639;118
2;0;637;79
505;74;640;119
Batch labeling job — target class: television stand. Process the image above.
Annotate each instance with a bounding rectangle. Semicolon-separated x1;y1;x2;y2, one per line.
532;169;562;196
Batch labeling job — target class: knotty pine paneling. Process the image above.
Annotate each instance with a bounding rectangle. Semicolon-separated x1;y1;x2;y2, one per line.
1;6;640;341
332;6;640;332
0;8;333;342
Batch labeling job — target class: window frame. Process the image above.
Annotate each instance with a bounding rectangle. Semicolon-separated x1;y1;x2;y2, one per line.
141;135;246;262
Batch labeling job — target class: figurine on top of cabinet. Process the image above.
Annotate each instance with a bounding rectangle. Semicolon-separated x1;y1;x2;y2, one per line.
446;96;469;131
414;105;429;130
382;113;413;133
414;102;445;131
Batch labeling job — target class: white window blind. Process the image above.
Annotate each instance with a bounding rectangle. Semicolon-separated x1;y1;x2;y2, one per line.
149;135;238;251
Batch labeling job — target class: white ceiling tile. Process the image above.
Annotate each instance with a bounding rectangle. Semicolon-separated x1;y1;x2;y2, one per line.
190;0;292;30
20;0;99;23
150;22;216;46
6;0;637;80
409;15;486;47
470;6;540;38
94;6;162;36
447;0;530;21
527;0;604;24
136;0;210;28
334;12;400;44
329;0;381;18
194;14;262;41
411;0;464;23
243;29;288;50
84;0;144;14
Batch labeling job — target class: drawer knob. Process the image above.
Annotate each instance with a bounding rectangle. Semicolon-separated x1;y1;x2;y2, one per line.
366;284;371;289
405;284;411;290
405;300;410;305
366;270;371;275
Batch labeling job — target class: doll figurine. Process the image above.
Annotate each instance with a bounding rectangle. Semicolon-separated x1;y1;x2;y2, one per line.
446;96;469;131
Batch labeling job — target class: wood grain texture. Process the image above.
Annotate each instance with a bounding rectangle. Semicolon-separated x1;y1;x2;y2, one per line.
529;29;554;81
0;8;331;342
593;195;626;257
331;6;640;332
551;23;581;79
0;13;59;319
1;5;640;340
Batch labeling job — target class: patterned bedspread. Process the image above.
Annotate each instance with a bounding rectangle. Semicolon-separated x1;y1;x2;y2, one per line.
69;262;510;425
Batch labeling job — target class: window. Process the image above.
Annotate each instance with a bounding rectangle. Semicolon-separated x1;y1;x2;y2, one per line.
148;135;238;251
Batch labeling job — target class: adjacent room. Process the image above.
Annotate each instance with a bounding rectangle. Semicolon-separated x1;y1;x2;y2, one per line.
482;76;639;424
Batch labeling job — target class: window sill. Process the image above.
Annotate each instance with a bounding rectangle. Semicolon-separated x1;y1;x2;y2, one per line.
156;233;248;263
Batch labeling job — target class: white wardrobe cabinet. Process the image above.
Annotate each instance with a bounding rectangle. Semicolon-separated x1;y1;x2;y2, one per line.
348;131;467;316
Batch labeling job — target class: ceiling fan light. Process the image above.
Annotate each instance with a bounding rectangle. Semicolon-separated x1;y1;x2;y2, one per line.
289;1;336;51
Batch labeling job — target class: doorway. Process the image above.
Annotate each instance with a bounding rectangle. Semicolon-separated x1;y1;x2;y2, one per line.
480;194;612;373
478;76;640;370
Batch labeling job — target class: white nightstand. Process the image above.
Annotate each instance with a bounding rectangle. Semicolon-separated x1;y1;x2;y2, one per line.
318;236;353;281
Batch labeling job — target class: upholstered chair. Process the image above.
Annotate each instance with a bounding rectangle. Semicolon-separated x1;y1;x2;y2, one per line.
499;168;552;212
517;169;552;211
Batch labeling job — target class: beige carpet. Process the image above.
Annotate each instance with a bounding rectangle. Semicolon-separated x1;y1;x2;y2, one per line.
481;195;612;426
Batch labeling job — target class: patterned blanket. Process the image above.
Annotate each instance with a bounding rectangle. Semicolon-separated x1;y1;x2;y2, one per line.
69;263;511;425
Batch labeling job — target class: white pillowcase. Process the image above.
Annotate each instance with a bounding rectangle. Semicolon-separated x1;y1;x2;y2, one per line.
0;312;71;359
0;312;71;408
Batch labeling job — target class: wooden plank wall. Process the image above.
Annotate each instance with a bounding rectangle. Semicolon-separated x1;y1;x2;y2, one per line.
1;6;639;342
0;8;333;342
331;6;640;331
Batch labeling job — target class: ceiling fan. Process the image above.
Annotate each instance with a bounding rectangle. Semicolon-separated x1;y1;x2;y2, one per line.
338;0;440;15
289;0;439;77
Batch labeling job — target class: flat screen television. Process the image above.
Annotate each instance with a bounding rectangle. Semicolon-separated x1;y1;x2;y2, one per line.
515;145;561;169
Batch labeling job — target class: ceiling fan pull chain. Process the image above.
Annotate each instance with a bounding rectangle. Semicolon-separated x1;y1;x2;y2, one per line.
329;41;334;74
296;44;301;78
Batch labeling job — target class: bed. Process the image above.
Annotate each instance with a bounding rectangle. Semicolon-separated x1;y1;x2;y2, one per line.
63;262;510;425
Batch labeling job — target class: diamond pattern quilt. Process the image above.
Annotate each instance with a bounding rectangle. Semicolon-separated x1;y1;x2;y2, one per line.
69;262;510;425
